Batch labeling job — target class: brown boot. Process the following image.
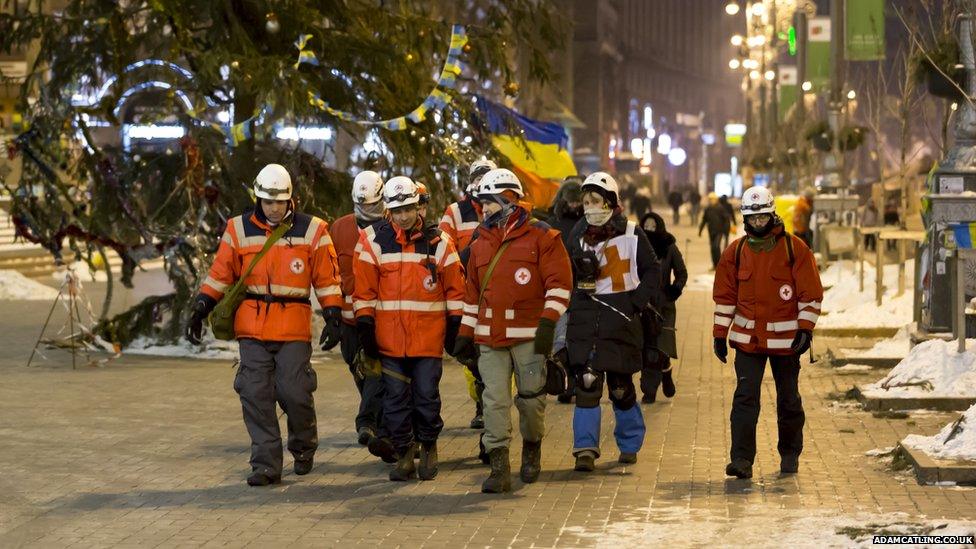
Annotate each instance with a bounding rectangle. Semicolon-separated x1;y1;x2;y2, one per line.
481;447;511;493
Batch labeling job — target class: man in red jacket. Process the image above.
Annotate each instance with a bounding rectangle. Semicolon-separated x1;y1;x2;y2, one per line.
453;168;573;493
712;186;823;479
354;176;465;482
329;170;390;456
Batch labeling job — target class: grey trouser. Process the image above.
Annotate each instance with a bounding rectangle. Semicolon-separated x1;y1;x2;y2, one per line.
235;339;318;476
478;341;546;451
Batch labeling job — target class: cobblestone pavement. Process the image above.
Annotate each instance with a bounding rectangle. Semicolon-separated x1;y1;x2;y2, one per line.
1;221;975;548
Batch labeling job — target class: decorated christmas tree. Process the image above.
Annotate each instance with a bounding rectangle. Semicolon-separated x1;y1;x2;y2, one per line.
0;0;566;346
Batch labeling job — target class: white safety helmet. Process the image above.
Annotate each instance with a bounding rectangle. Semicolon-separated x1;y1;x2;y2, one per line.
352;171;384;205
383;176;420;209
253;164;293;201
478;168;524;199
740;186;776;215
466;158;498;193
581;171;619;206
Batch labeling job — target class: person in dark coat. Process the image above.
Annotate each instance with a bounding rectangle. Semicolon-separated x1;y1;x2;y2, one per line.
699;194;732;270
631;190;652;221
548;179;585;404
718;195;737;249
567;172;661;470
687;188;702;226
667;190;683;226
638;212;687;403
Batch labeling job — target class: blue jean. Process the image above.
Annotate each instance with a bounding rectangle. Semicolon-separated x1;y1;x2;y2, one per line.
380;357;444;454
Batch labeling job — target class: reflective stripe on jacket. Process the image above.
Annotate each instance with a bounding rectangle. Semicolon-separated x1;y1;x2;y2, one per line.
712;227;823;355
438;198;482;251
353;220;465;357
331;213;373;325
200;210;341;342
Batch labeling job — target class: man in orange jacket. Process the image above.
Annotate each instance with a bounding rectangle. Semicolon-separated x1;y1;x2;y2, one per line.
453;168;573;493
186;164;343;487
329;170;390;455
712;186;823;479
440;159;496;430
354;176;465;482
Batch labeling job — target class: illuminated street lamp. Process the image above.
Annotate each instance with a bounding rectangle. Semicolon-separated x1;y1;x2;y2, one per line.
749;69;761;80
801;81;813;92
730;34;744;46
725;1;740;15
729;58;741;70
847;90;857;100
764;70;775;81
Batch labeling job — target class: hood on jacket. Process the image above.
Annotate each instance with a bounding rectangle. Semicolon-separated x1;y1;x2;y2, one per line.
551;179;583;219
640;211;676;258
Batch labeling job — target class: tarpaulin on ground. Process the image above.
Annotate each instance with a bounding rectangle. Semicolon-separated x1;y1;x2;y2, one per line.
475;96;576;209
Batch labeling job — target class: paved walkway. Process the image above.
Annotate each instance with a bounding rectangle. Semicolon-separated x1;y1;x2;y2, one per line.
1;219;975;547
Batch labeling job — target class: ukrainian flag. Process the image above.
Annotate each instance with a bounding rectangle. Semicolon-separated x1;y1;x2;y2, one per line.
953;222;976;249
476;96;577;209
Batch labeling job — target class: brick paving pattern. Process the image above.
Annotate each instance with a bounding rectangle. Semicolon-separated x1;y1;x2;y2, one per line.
0;222;974;547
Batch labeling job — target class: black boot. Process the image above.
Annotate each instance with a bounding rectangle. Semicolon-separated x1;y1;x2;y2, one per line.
294;458;313;475
661;370;676;398
368;436;398;464
780;454;799;474
357;426;375;446
247;472;281;486
574;450;596;472
418;441;438;480
389;445;417;481
520;439;542;483
481;447;511;493
470;400;485;429
725;458;752;479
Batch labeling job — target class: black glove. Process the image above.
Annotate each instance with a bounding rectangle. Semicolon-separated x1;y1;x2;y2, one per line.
534;317;556;356
664;284;683;302
713;337;728;364
319;307;342;351
453;335;478;364
444;315;461;354
185;294;217;345
356;317;380;359
790;329;812;355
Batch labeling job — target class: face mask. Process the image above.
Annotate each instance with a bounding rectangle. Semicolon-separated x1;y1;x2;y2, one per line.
744;214;774;237
355;201;386;222
585;207;612;227
482;195;515;228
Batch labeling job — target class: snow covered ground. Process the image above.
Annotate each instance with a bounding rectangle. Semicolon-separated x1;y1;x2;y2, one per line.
0;270;61;301
903;403;976;462
839;326;913;359
686;272;715;291
861;338;976;399
125;335;239;361
561;506;976;547
818;260;915;329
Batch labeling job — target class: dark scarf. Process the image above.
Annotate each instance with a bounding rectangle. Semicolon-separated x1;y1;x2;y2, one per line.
640;212;674;258
583;208;626;246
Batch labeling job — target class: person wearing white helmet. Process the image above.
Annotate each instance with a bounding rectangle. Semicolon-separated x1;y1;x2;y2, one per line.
439;157;498;432
453;168;573;493
187;163;343;486
564;171;661;472
329;170;392;460
712;185;824;479
353;176;465;482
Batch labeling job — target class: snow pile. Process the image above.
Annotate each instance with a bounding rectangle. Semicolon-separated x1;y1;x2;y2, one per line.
902;403;976;461
839;326;912;358
818;260;914;329
835;364;875;373
861;338;976;398
125;335;239;361
50;261;108;282
0;270;60;301
560;506;976;547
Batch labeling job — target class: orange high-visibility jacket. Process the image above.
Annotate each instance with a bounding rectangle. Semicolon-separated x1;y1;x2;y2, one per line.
439;197;482;251
330;212;372;326
353;220;465;358
200;210;342;342
460;208;573;348
712;226;823;355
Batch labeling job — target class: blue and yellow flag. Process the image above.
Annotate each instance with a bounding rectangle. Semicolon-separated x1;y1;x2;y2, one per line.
476;96;576;209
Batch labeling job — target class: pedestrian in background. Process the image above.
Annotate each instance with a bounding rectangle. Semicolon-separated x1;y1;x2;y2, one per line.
687;187;702;227
699;193;731;271
667;189;683;226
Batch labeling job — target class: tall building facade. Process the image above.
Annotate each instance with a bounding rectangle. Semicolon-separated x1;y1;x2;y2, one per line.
572;0;744;197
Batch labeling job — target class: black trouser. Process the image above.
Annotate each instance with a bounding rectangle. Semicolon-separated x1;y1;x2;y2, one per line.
235;339;318;476
640;352;670;396
708;231;724;268
339;322;384;433
380;357;444;454
672;206;680;226
730;350;805;464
